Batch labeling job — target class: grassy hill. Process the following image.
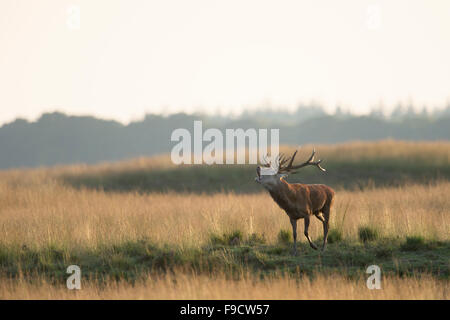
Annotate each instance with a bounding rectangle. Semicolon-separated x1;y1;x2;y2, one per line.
61;140;450;193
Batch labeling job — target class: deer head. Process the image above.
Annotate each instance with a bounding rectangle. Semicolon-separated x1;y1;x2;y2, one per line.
255;148;326;187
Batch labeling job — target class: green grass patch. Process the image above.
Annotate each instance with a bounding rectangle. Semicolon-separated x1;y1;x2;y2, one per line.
210;230;244;246
401;236;428;251
358;226;380;242
210;231;266;247
1;237;449;285
327;229;343;244
247;233;267;245
277;229;292;245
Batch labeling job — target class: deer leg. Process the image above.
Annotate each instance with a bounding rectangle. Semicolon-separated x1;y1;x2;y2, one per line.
304;216;318;250
321;207;330;251
314;212;325;222
290;218;298;256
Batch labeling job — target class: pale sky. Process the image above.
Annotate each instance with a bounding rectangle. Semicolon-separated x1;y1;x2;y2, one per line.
1;0;450;125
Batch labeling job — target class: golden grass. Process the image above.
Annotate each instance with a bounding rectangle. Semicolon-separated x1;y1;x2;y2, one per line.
0;175;448;249
298;140;450;164
8;139;447;176
1;273;447;300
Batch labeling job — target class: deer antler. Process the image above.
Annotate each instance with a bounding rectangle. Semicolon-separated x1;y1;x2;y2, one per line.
261;154;272;167
278;148;326;173
278;153;290;168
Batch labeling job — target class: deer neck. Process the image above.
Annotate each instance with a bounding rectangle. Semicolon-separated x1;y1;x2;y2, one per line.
267;177;294;194
265;178;296;212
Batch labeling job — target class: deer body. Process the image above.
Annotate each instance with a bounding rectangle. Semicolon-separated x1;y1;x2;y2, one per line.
256;149;335;254
267;180;334;219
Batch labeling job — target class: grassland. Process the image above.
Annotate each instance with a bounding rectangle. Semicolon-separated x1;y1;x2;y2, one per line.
1;273;447;299
0;140;449;299
62;140;450;193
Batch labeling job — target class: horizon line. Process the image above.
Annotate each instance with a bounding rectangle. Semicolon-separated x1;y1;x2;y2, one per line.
2;102;450;128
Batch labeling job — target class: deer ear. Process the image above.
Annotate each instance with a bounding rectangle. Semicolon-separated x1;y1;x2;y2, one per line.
279;173;288;179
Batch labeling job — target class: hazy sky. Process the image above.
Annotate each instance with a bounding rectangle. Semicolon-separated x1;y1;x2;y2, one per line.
1;0;450;125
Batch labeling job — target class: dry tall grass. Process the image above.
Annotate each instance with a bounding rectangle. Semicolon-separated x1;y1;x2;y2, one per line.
0;176;448;249
0;273;447;300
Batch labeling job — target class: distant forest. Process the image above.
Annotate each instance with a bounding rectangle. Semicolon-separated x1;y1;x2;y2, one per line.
1;104;450;169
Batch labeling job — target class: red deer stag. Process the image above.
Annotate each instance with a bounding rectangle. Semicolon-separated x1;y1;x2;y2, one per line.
255;149;335;255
